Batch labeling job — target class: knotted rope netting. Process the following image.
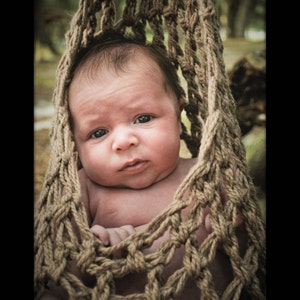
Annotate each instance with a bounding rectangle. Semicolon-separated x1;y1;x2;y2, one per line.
34;0;266;299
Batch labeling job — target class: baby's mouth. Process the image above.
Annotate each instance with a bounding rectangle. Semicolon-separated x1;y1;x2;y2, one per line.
119;159;149;174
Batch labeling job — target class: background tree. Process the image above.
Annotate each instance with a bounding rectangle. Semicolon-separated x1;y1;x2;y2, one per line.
35;0;265;59
35;0;77;56
218;0;265;39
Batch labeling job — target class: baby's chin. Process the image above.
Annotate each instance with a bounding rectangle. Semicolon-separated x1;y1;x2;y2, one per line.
103;181;155;190
100;176;167;190
95;167;177;190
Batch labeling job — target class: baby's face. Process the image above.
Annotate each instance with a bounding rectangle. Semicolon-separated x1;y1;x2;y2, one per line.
69;53;182;189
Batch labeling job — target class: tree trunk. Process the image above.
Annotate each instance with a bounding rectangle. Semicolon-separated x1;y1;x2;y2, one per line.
226;0;257;38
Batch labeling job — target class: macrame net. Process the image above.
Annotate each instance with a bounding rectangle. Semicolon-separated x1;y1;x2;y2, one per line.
34;0;266;299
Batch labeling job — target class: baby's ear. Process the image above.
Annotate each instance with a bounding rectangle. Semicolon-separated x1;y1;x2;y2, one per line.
178;99;185;134
177;98;185;120
179;98;185;113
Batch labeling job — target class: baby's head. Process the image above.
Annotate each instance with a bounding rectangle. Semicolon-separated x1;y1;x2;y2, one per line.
69;30;185;115
68;31;186;188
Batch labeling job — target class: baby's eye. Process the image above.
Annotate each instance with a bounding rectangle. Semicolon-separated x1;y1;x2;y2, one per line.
135;115;153;124
91;128;108;139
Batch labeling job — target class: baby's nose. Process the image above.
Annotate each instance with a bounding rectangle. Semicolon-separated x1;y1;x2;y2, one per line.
112;127;139;152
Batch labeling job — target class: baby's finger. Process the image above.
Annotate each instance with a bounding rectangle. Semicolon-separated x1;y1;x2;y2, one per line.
108;225;136;246
108;225;136;259
119;225;136;237
91;225;109;246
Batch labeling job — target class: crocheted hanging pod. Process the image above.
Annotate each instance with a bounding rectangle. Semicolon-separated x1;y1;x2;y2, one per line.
34;0;266;299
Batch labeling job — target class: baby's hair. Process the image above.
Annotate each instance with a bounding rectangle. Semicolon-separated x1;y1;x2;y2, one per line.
69;30;185;102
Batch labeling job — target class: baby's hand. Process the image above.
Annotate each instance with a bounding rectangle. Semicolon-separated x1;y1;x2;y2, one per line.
204;209;244;233
91;224;136;246
204;209;247;256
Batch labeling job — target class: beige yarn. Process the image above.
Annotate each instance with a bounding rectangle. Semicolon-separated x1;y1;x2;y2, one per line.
34;0;266;299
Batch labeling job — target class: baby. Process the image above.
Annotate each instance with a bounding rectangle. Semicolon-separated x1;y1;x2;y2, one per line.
39;31;245;299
